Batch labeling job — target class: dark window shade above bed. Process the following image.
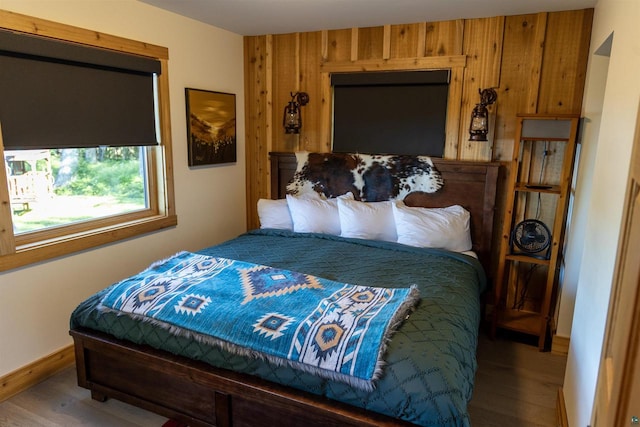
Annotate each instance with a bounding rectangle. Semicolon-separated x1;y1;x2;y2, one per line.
331;70;449;157
0;29;161;150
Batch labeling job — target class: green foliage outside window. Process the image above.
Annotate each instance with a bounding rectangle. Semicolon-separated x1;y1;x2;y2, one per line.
9;147;147;234
52;148;145;202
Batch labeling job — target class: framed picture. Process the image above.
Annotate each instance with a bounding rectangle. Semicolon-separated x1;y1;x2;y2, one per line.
185;88;237;166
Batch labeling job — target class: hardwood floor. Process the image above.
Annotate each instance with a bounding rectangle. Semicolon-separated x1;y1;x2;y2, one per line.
468;332;567;426
0;366;167;427
0;331;566;427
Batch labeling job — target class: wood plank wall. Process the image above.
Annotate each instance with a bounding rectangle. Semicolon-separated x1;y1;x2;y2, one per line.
244;9;593;234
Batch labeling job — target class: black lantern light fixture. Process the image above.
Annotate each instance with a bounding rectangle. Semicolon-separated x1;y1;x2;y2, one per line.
283;91;310;134
469;88;498;141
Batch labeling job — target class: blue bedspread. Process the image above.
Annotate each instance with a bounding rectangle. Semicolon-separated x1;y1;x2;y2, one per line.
71;229;486;426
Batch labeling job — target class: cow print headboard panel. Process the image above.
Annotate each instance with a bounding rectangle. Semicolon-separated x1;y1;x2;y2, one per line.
286;151;444;201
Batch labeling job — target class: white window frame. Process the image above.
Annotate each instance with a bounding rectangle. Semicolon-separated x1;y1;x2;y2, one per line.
0;11;177;272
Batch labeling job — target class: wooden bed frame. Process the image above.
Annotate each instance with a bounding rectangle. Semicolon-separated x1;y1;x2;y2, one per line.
70;153;500;427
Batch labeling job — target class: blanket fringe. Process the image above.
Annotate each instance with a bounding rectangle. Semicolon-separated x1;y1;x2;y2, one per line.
371;284;421;383
147;251;189;270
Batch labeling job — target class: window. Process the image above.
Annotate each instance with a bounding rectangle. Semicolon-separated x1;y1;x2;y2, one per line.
6;147;149;235
0;13;176;272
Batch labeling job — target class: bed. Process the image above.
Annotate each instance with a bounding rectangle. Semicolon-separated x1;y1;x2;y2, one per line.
70;152;499;427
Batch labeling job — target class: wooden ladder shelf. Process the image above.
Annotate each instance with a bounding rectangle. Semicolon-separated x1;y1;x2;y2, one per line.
492;114;580;350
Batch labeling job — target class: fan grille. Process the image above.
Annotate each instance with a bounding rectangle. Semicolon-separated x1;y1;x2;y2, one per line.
511;219;551;258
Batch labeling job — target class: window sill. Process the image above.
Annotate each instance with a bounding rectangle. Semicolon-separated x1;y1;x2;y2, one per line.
0;214;177;272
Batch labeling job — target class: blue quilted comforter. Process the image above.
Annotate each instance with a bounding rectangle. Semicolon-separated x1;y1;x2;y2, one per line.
70;229;486;427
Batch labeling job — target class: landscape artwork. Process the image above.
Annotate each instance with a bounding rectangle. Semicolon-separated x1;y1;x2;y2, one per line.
185;88;236;166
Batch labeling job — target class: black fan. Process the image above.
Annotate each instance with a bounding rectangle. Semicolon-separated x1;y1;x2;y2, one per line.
511;219;552;259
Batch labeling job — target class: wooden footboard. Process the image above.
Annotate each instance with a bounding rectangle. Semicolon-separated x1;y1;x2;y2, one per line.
70;328;414;427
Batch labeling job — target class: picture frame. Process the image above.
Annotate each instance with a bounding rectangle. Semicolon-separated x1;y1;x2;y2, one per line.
185;88;237;166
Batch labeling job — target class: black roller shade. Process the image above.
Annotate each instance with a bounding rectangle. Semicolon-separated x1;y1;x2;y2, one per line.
331;70;449;157
331;70;449;86
0;29;161;150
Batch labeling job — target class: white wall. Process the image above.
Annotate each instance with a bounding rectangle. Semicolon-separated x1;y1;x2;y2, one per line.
563;0;640;425
0;0;246;376
556;35;610;339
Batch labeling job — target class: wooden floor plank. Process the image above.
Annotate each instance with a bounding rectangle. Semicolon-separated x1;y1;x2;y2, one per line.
0;402;59;427
45;368;167;426
0;368;167;427
468;332;566;426
7;383;145;427
468;404;552;427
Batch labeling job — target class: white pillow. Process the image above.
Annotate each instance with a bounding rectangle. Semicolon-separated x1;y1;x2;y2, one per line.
257;198;293;230
392;202;472;252
337;198;397;242
286;193;353;235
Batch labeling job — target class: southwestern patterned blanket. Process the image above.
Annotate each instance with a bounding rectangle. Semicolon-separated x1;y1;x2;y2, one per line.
98;252;419;390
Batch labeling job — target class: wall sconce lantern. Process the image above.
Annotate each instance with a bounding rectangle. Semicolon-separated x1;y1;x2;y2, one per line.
469;88;498;141
283;91;310;134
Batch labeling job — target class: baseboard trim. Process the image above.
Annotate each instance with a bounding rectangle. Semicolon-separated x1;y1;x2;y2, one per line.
552;334;570;356
557;387;569;427
0;344;75;402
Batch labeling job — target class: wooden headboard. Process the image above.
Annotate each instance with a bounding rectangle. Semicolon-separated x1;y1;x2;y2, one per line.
269;152;500;273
